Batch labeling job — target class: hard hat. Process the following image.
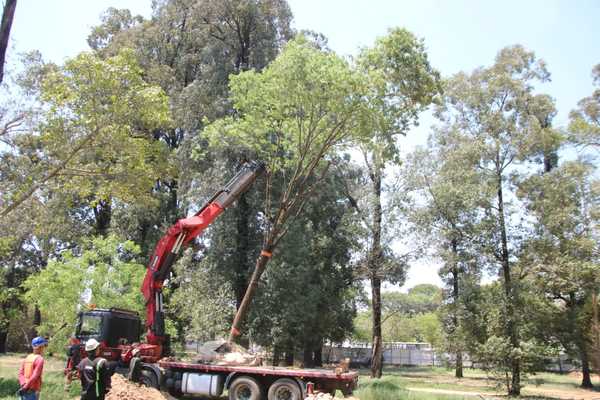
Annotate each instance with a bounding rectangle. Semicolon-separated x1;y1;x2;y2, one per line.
31;336;48;348
85;338;101;352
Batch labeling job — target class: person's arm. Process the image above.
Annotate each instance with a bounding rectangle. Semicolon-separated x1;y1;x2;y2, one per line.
24;357;44;389
18;361;27;387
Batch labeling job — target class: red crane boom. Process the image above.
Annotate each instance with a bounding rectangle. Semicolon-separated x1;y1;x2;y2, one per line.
140;161;264;352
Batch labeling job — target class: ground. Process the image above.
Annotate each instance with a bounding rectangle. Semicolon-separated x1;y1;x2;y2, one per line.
1;353;599;400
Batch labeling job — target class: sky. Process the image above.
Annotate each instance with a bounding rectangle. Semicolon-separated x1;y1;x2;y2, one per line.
6;0;600;290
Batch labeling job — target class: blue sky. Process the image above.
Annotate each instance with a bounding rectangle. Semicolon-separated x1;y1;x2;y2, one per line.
6;0;600;289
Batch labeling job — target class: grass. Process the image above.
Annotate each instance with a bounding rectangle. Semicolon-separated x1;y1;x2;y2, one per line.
0;353;80;400
2;353;598;400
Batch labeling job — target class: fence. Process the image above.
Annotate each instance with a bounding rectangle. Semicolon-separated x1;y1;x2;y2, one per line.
322;342;578;371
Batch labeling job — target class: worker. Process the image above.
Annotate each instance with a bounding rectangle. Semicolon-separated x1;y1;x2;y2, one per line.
77;338;112;400
17;336;47;400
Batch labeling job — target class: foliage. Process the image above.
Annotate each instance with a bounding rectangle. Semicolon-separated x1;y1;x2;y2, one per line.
569;64;600;153
1;48;172;217
170;249;237;343
22;235;145;353
434;45;558;394
246;169;359;360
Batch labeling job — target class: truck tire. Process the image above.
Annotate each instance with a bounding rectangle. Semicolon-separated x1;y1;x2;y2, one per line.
267;378;302;400
229;376;264;400
140;369;159;389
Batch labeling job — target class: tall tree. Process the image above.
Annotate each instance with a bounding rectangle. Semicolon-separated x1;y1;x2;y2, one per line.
437;45;554;395
353;27;440;378
404;128;487;377
199;35;370;342
518;160;600;388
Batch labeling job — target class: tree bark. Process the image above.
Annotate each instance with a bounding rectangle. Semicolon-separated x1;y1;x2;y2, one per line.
450;238;464;378
228;247;272;343
303;345;314;368
284;350;294;367
313;342;323;367
579;343;594;388
272;346;280;366
0;330;7;353
0;0;17;84
497;171;520;396
369;161;384;378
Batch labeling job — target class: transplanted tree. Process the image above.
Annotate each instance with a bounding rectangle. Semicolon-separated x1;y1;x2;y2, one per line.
352;27;440;378
200;35;370;342
436;45;557;395
518;160;600;388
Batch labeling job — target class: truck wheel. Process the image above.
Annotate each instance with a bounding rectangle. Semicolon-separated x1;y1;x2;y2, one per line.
267;378;301;400
140;369;159;389
229;376;264;400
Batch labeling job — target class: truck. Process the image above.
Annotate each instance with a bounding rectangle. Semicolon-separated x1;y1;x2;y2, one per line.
65;161;359;399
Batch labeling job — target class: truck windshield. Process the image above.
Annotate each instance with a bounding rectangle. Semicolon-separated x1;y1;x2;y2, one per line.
78;314;102;336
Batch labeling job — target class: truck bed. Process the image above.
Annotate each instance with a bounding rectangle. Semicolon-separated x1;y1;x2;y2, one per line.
159;359;358;383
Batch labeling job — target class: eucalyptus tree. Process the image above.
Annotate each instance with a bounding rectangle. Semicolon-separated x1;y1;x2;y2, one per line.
436;45;556;395
353;27;440;378
404;128;486;377
518;161;600;388
569;64;600;152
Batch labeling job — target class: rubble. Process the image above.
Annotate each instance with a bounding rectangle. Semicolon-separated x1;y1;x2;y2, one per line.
105;374;172;400
194;339;263;366
305;393;335;400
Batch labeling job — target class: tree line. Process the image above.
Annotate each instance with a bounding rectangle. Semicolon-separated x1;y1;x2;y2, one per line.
0;1;598;396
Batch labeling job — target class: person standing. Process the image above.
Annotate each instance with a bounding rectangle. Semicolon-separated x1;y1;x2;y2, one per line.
17;336;47;400
77;338;111;400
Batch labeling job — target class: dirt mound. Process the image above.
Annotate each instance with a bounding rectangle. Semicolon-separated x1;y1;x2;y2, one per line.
106;374;171;400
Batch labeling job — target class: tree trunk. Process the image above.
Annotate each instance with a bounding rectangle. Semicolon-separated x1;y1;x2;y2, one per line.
497;171;520;396
303;345;314;368
456;351;463;378
32;305;41;337
0;330;7;353
228;247;272;342
284;350;294;367
313;342;323;367
369;162;384;379
371;277;383;378
451;239;463;378
579;344;594;388
272;346;280;366
0;0;17;84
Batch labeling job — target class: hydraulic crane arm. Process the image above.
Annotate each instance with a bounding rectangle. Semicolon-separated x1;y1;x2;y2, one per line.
141;161;264;345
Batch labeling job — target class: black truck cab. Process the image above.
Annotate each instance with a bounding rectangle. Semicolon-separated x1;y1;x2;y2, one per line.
75;308;141;347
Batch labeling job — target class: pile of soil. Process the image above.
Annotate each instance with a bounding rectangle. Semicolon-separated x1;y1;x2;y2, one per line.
105;374;171;400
